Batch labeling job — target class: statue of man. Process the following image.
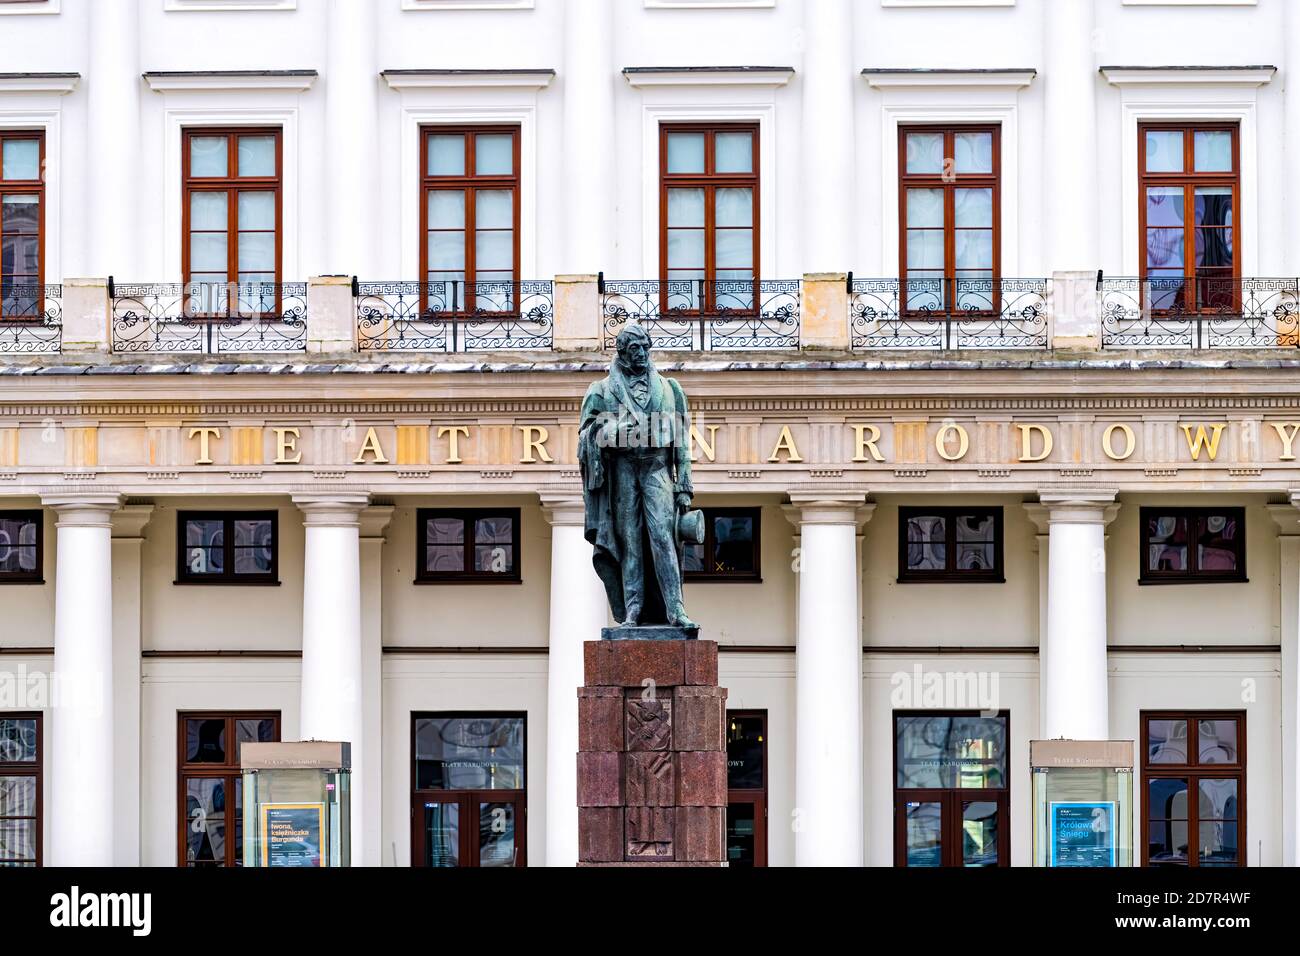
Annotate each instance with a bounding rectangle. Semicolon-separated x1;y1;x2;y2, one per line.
579;326;699;629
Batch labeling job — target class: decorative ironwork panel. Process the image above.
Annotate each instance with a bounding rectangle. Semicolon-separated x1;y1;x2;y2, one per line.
601;279;800;351
110;282;307;355
355;280;553;353
1101;276;1300;350
850;277;1048;351
0;284;62;355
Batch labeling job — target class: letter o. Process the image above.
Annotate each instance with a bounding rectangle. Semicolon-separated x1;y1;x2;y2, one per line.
1102;423;1136;461
935;423;970;462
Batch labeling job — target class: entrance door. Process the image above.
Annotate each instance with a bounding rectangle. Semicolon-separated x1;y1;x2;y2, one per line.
726;710;768;867
897;791;1008;867
414;791;527;868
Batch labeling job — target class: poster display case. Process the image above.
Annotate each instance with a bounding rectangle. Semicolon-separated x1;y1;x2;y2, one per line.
1031;740;1134;868
241;741;351;868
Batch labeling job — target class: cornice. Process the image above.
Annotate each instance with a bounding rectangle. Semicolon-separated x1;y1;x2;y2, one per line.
0;73;80;95
143;70;319;93
381;69;556;91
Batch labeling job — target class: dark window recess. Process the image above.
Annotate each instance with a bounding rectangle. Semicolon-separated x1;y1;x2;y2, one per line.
416;508;520;583
411;714;526;868
684;507;760;581
178;711;280;867
1140;507;1245;584
1142;711;1245;867
0;713;41;866
177;511;278;585
898;506;1003;583
0;510;41;583
726;710;768;868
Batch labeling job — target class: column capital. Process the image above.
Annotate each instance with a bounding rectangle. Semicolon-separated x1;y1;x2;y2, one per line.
1267;494;1300;534
539;491;587;527
292;493;371;527
1029;489;1120;529
41;491;124;528
359;505;395;540
783;493;873;528
112;503;155;540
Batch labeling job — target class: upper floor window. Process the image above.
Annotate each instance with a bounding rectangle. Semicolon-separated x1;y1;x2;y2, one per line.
177;511;278;585
0;510;41;584
1139;507;1245;585
416;508;520;584
0;132;44;320
898;506;1003;583
182;128;282;313
661;123;758;312
898;125;999;313
684;507;760;581
1140;123;1239;313
421;126;520;313
0;714;41;867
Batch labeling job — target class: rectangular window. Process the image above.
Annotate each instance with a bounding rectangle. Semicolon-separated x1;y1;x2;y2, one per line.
0;713;41;867
176;511;279;585
416;508;520;584
683;507;760;581
0;131;44;320
1139;507;1245;584
1142;711;1245;867
894;711;1009;868
0;510;41;584
182;127;282;315
898;506;1003;583
898;125;1000;313
420;126;520;313
411;713;527;867
660;123;759;313
1139;123;1239;314
178;711;280;867
726;710;767;868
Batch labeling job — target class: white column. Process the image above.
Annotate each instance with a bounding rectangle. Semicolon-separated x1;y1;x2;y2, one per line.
44;492;123;866
358;505;393;867
541;493;608;866
86;0;140;276
1042;0;1098;273
1036;491;1118;740
324;0;379;276
294;494;369;862
111;504;153;867
800;0;854;273
787;494;871;867
561;0;616;273
1025;506;1052;735
1268;502;1300;867
1287;4;1300;274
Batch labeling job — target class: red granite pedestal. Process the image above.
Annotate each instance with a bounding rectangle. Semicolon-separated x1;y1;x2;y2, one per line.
578;639;728;867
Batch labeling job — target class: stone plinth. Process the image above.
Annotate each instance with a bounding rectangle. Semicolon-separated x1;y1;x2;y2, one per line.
578;639;728;866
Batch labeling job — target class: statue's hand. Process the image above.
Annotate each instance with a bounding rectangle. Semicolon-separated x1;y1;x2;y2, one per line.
674;492;693;512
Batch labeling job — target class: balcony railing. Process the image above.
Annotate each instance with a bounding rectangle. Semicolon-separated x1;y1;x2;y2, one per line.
1100;276;1300;349
0;284;62;355
110;281;308;354
850;277;1049;351
600;278;800;351
354;280;553;352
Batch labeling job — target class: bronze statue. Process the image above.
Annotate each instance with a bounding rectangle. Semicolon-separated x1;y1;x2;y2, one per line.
579;325;701;630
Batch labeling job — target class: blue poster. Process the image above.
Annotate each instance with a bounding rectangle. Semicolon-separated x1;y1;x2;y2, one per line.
1049;802;1117;867
260;803;324;867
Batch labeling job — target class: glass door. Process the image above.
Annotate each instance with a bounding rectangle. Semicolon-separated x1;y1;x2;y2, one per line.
726;711;768;867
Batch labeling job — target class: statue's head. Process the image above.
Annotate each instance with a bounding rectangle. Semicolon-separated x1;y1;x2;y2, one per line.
615;325;652;374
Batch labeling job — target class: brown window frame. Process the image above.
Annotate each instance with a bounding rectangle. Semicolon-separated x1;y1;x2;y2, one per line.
181;126;284;317
898;124;1001;316
0;712;42;867
0;509;43;585
1138;122;1240;315
684;506;762;582
177;710;281;867
0;130;46;322
175;510;280;586
726;709;767;868
893;709;1010;868
897;505;1004;584
419;125;521;315
1138;506;1246;585
415;507;522;585
410;711;528;868
659;122;760;315
1141;710;1246;868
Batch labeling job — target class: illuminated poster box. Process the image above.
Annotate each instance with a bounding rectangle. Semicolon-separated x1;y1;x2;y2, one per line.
1031;740;1133;868
241;741;351;868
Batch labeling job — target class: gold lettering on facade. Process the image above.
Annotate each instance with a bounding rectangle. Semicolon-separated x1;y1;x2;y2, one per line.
353;427;389;465
935;423;969;462
767;425;804;463
1102;423;1136;461
1180;423;1227;462
190;427;221;466
690;424;720;463
1016;424;1054;463
851;424;885;463
1271;422;1300;461
272;427;301;465
519;425;554;464
439;425;470;464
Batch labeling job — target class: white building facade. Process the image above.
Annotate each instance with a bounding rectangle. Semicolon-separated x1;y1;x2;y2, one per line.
0;0;1296;868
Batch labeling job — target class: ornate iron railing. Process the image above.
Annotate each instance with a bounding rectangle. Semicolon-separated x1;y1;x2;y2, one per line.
850;277;1049;350
1100;276;1300;349
600;278;800;351
0;284;62;355
355;280;554;352
110;281;307;354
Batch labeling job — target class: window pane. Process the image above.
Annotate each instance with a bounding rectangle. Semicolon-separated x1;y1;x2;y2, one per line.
1148;818;1188;865
1145;130;1184;173
235;718;276;761
896;715;1006;789
237;136;276;177
1;194;39;233
0;517;37;575
726;802;756;867
954;188;992;229
189;232;228;274
954;132;993;175
425;516;465;574
233;519;274;575
668;229;705;270
1146;515;1188;574
906;132;945;174
2;140;40;181
186;718;227;764
711;515;755;574
184;519;225;576
954;512;996;571
1195;187;1233;228
428;190;465;230
423;802;460;867
906;514;946;571
1147;777;1188;821
962;801;1000;867
666;132;705;174
0;776;35;817
428;134;465;176
185;778;227;865
1198;820;1238;866
475;230;514;273
1198;777;1238;820
1147;719;1189;763
473;516;514;575
1194;131;1233;173
1146;186;1184;228
905;801;942;866
906;230;944;271
715;230;752;270
189;136;228;177
478;802;517;867
715;187;752;228
474;134;513;176
190;191;228;231
683;541;704;573
428;232;466;272
1198;719;1238;764
237;192;275;231
667;188;705;228
0;818;36;863
1146;228;1185;271
1197;514;1238;573
475;189;513;230
414;716;525;790
0;719;37;763
906;188;944;229
955;231;993;271
715;131;753;173
237;232;275;273
726;714;764;789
